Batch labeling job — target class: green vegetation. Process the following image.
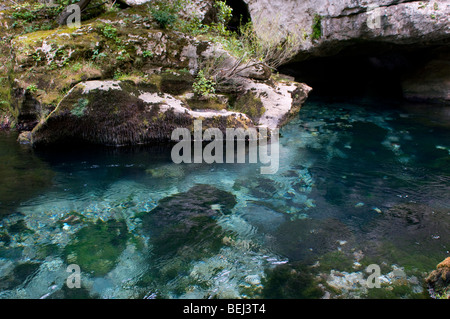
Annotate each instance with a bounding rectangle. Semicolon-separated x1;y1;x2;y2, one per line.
262;262;324;299
26;84;38;93
148;1;180;29
100;24;119;42
192;70;216;97
232;91;265;122
71;98;89;117
64;219;129;276
311;14;322;41
212;0;233;35
142;50;154;58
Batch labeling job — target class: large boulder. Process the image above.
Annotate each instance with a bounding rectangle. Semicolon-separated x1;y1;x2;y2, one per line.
30;79;253;146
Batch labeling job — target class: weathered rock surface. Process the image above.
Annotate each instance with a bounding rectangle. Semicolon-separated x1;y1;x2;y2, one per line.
4;2;310;144
246;0;450;59
426;257;450;299
245;0;450;103
401;51;450;103
30;80;252;146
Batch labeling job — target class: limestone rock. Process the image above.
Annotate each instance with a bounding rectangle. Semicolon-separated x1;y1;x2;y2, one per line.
245;0;450;103
426;257;450;299
245;0;450;59
30;80;253;147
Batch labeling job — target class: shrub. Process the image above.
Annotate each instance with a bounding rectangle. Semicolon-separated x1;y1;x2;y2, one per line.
192;70;216;97
151;9;177;29
213;0;233;35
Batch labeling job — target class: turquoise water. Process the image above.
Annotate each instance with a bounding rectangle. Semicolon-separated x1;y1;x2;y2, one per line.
0;97;449;299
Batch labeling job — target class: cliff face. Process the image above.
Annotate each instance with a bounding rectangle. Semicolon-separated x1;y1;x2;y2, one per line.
244;0;450;103
245;0;449;59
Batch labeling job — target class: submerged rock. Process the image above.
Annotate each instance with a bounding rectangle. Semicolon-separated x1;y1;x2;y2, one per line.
63;219;129;276
0;261;40;292
272;218;354;262
262;262;324;299
141;184;237;260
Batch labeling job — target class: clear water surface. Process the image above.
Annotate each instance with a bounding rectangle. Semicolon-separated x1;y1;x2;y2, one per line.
0;96;449;299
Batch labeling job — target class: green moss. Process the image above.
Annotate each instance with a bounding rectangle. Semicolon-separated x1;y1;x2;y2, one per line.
185;97;227;111
376;241;443;273
364;281;427;299
71;98;89;117
37;243;60;259
262;262;324;299
64;219;129;276
231;91;265;122
311;14;322;41
316;250;355;273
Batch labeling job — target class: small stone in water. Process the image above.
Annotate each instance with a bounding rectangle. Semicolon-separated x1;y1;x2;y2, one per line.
245;275;261;286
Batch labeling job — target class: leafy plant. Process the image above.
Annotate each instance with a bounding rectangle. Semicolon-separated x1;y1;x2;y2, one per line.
142;50;154;58
150;2;178;30
213;0;233;35
192;70;216;97
101;24;120;43
91;48;107;60
26;84;38;93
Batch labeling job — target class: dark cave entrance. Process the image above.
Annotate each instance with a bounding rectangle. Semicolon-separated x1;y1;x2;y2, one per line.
278;43;449;103
224;0;251;32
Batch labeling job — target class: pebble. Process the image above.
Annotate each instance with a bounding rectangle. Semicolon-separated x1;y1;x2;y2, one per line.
373;207;382;214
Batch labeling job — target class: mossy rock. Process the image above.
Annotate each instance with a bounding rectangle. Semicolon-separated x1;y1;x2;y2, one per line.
232;91;265;123
0;261;41;291
159;71;194;95
262;262;324;299
64;219;129;277
142;184;237;260
185;96;227;111
31;80;194;146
